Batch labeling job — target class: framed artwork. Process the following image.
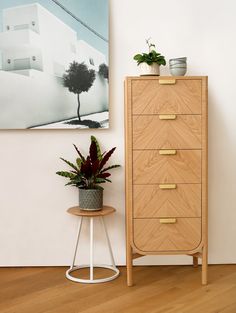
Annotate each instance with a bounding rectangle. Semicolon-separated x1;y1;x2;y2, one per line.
0;0;109;129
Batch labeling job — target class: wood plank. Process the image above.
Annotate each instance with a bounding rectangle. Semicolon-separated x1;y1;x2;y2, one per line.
125;78;134;286
0;266;235;313
67;206;115;217
201;76;208;285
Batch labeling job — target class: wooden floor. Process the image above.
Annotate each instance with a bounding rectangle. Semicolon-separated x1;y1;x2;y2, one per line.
0;265;236;313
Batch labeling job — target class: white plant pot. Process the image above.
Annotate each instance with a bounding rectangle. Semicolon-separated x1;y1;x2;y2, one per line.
139;63;160;76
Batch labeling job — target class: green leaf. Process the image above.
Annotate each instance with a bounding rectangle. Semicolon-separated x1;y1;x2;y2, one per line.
73;144;85;162
157;58;166;66
95;178;106;184
56;171;77;179
76;158;82;168
133;54;143;60
100;164;120;173
146;60;153;65
95;185;104;190
72;176;83;182
60;158;78;172
95;178;111;184
91;136;102;160
104;178;112;183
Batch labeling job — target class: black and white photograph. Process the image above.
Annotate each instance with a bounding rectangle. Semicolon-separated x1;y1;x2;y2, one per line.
0;0;109;129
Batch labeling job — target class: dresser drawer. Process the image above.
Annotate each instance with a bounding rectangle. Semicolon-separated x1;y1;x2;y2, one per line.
133;115;201;150
132;79;201;115
133;184;201;218
133;150;201;184
133;218;201;252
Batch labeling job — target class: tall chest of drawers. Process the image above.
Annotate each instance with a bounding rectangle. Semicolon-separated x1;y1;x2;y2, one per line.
125;76;208;286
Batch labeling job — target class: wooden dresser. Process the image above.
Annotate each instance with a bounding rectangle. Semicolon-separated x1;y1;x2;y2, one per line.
125;76;208;286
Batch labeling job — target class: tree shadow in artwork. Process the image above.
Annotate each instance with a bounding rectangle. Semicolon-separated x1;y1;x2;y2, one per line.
65;119;101;128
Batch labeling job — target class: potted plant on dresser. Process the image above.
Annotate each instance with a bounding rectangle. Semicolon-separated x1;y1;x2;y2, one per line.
133;38;166;75
56;136;120;211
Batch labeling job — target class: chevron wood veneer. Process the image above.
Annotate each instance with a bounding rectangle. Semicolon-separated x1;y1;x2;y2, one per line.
132;79;202;114
133;115;202;149
133;150;201;184
133;218;202;252
133;184;201;218
125;76;208;286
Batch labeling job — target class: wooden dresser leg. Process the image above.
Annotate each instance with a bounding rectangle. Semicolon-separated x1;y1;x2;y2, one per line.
202;246;208;285
126;243;133;286
193;256;198;268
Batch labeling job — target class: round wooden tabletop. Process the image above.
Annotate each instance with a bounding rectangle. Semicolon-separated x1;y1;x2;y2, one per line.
67;205;116;217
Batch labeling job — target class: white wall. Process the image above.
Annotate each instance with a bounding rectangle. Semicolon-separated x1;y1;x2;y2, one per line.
0;0;236;266
3;4;39;33
77;40;107;72
0;70;108;128
0;70;78;128
37;4;77;75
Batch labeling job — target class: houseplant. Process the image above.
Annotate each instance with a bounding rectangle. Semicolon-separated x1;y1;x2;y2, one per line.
56;136;120;211
133;39;166;75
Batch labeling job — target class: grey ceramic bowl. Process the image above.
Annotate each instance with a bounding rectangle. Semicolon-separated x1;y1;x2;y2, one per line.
170;67;187;76
170;64;187;68
169;62;187;66
169;60;186;65
169;57;187;62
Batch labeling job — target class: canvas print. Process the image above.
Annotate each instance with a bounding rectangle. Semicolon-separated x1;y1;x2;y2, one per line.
0;0;109;129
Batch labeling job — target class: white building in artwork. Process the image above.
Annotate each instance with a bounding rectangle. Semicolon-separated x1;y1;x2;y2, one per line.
0;3;108;128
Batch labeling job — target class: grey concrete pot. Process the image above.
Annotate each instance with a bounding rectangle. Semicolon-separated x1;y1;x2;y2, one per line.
79;189;103;211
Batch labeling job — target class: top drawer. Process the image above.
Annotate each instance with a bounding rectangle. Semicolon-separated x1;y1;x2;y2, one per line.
132;79;202;114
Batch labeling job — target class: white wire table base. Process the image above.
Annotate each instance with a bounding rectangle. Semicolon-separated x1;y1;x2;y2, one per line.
66;264;120;284
66;215;120;284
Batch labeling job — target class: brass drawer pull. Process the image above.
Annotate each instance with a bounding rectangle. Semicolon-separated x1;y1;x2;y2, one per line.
159;149;177;155
160;218;177;224
159;79;176;85
159;184;177;190
159;114;177;120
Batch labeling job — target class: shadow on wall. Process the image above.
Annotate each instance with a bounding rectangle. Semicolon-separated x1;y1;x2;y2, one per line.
207;88;236;262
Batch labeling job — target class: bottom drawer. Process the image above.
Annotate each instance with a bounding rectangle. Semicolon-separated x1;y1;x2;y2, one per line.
133;218;201;252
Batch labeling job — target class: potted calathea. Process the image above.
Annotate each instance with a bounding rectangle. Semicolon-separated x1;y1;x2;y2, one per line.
56;136;120;211
133;38;166;75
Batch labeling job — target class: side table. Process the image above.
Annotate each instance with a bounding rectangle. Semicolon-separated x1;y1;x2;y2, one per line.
66;205;119;284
